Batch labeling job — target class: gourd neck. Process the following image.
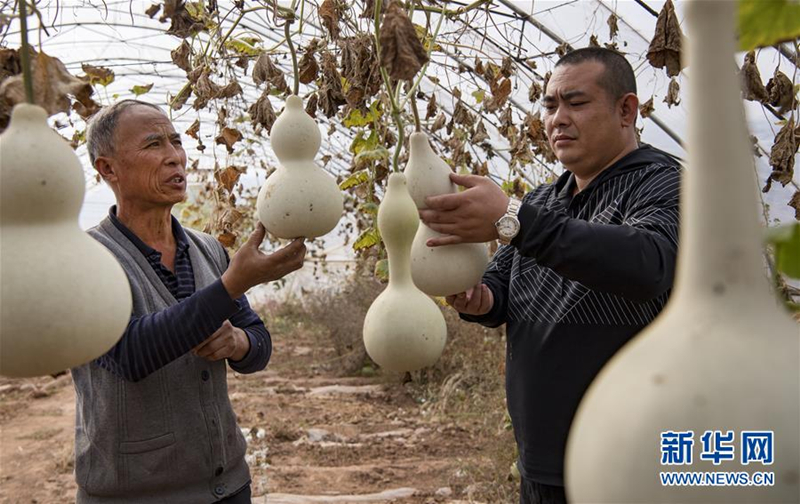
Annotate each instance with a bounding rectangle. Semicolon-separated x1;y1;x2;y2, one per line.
409;132;433;160
673;0;772;304
380;173;419;288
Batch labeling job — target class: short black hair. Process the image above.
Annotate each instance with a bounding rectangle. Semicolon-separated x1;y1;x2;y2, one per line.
554;47;637;101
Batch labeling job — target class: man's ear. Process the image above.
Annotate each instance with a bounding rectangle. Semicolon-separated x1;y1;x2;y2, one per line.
94;156;119;185
619;93;639;128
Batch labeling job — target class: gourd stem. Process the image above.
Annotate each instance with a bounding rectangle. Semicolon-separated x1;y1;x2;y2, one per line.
18;0;34;105
391;110;404;172
410;95;421;132
284;19;299;96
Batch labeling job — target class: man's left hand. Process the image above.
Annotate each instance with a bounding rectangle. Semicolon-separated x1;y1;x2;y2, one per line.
193;320;250;362
419;173;509;246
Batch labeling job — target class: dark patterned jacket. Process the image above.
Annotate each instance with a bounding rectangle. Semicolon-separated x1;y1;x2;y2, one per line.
463;144;682;485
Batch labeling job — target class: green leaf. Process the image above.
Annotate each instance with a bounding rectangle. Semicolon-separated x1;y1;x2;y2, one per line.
130;83;154;96
358;202;379;215
738;0;800;51
349;129;380;155
374;258;389;282
354;227;381;251
765;222;800;278
355;146;390;165
414;24;442;52
339;170;370;189
225;37;262;56
472;89;486;104
343;101;383;128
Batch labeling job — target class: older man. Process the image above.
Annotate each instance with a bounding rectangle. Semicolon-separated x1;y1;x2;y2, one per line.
420;48;682;503
71;99;304;503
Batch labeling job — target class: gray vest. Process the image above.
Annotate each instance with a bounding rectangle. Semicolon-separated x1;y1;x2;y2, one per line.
71;217;250;503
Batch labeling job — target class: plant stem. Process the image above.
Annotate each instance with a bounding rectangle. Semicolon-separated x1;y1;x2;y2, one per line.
373;0;404;172
410;92;421;132
284;20;299;96
18;0;34;104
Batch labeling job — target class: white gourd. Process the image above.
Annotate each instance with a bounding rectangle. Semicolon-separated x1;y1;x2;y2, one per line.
363;173;447;372
404;132;488;296
565;2;800;503
256;95;343;238
0;104;132;377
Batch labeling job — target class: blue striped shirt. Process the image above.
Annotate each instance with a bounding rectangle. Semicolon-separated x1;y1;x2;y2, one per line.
95;207;271;382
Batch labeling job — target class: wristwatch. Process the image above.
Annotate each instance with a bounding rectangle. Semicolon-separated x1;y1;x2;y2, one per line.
495;197;522;245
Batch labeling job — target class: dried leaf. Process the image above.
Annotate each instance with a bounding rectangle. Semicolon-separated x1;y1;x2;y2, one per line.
249;89;277;133
663;78;681;107
186;119;200;139
500;57;514;78
145;4;161;18
426;93;437;120
472;160;489;177
215;165;244;193
217;231;237;248
789;190;800;220
160;0;206;38
130;83;154;96
646;0;684;77
215;127;243;154
740;51;767;103
171;84;192;110
252;53;288;93
318;51;346;117
474;57;484;76
72;99;101;119
361;0;386;19
528;80;542;103
472;120;489;144
320;0;341;40
193;68;221;109
639;97;655;118
608;13;619;39
453;100;475;128
589;35;601;48
339;35;381;107
431;112;446;132
0;49;95;117
768;119;798;187
379;1;428;81
766;69;796;114
218;81;242;99
556;42;571;57
305;93;319;118
298;50;319;84
171;41;192;73
82;63;115;87
485;77;512;113
0;47;20;83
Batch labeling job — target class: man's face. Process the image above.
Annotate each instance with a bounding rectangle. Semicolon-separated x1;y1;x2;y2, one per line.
543;61;626;177
103;105;187;208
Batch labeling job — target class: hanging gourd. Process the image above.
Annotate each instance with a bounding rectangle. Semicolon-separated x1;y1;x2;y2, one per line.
565;1;800;502
256;95;343;238
0;104;133;377
362;173;447;372
404;132;488;296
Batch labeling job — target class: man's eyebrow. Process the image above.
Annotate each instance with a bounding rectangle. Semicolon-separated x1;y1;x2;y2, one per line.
561;90;588;100
142;132;180;143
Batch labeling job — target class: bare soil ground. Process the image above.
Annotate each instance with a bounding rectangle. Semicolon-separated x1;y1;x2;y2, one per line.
0;302;518;503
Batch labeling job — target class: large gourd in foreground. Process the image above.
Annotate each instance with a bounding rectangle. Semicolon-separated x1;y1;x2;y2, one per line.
565;1;800;502
363;173;447;372
256;95;343;238
404;132;488;296
0;104;132;377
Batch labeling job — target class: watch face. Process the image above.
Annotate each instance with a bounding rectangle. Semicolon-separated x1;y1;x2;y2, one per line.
497;216;520;238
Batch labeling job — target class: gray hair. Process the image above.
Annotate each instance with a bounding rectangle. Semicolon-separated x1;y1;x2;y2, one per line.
85;99;164;166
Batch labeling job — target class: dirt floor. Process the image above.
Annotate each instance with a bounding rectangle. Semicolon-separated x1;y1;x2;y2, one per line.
0;307;517;503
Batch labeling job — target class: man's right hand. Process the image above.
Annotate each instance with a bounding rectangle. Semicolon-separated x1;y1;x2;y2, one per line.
221;223;306;299
446;283;494;316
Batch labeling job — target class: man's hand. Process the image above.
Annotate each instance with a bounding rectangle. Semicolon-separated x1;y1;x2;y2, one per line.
446;284;494;316
221;223;306;299
193;320;250;362
419;173;509;247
